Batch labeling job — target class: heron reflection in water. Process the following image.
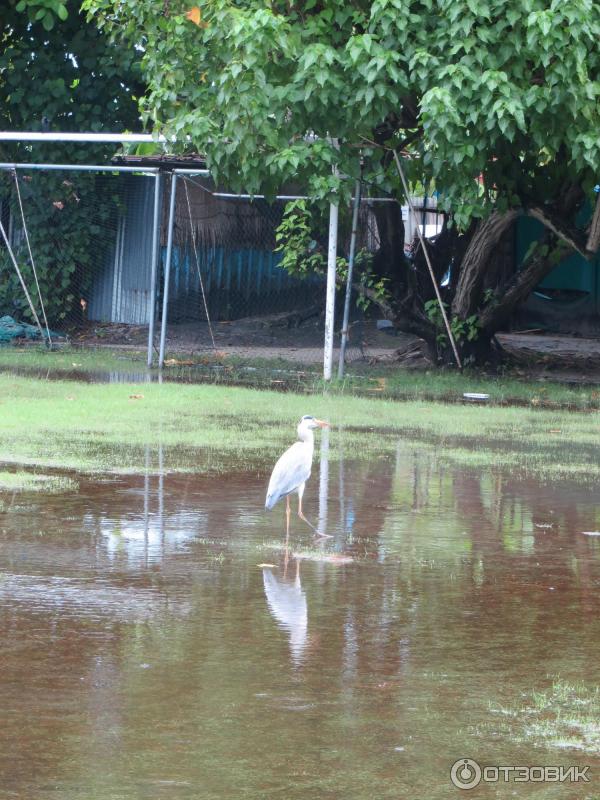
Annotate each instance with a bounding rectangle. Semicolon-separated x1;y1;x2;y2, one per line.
265;415;330;537
262;556;307;666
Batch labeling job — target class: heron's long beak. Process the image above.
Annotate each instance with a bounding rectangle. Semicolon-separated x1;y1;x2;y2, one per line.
315;419;330;428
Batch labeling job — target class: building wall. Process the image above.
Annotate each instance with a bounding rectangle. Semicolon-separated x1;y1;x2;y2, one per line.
88;174;156;324
516;215;600;334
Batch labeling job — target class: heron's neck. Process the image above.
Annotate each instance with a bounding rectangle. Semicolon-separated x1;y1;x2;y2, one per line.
297;425;314;445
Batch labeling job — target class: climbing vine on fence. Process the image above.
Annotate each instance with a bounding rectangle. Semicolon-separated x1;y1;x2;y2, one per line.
0;170;123;326
0;0;143;328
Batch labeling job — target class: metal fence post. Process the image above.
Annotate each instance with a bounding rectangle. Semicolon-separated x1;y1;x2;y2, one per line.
318;425;330;536
147;172;163;367
158;173;177;368
338;176;362;378
323;200;339;380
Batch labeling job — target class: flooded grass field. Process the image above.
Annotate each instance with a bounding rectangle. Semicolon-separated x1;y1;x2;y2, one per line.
2;345;600;409
1;424;599;798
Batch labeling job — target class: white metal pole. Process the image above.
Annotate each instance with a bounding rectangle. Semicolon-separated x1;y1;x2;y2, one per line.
0;163;158;173
158;173;178;368
0;132;166;143
323;201;339;380
318;426;330;536
338;175;362;378
147;173;163;367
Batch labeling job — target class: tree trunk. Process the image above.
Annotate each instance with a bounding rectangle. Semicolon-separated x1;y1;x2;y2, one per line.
370;202;406;283
362;193;591;366
451;210;519;319
479;236;569;334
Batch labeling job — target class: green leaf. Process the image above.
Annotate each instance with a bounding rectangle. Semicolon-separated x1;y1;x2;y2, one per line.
42;11;55;30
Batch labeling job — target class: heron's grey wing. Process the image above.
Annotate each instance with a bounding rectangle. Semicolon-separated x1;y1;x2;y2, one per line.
265;442;311;509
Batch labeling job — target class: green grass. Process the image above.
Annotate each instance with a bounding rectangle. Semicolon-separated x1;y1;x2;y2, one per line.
0;344;147;373
0;371;598;479
0;470;78;493
1;344;600;409
340;366;600;410
493;679;600;754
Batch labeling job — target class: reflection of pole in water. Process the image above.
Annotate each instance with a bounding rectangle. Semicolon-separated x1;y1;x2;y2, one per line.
410;450;432;512
342;610;358;682
412;453;419;511
143;444;150;567
158;441;164;547
339;433;345;533
318;426;330;535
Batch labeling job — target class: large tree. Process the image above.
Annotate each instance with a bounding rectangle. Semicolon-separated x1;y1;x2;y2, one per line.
84;0;600;362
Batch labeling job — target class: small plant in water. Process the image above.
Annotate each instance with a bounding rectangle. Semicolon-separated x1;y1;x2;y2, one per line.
493;678;600;754
0;472;78;494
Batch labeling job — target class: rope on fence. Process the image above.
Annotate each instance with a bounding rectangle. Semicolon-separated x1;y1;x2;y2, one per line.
12;169;52;346
182;176;218;354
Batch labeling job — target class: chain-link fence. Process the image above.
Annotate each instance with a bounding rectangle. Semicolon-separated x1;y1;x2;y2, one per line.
0;162;444;380
158;174;328;365
0;165;162;352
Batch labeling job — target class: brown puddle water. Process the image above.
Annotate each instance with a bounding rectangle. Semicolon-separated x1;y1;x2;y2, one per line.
0;441;599;799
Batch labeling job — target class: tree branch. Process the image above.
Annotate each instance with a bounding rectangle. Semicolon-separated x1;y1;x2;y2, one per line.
528;206;588;258
479;236;569;334
586;194;600;255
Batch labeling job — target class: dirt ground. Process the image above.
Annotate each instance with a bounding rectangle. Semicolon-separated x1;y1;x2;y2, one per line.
70;317;600;381
72;316;415;366
495;332;600;383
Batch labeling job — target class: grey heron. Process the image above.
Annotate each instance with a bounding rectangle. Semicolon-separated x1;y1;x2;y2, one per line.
265;415;330;536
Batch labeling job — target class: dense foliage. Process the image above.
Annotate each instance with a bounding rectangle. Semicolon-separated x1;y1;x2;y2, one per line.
84;0;600;210
81;1;600;358
0;0;143;325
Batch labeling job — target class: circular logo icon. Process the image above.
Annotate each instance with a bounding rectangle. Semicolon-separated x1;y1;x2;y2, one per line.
450;758;482;790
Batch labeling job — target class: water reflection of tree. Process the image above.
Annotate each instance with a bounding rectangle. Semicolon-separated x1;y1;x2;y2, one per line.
444;466;600;677
2;451;600;798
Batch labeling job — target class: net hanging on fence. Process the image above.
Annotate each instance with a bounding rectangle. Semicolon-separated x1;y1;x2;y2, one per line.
0;162;445;378
0;167;128;339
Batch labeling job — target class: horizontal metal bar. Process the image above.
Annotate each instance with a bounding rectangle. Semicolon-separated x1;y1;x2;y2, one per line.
179;181;399;204
172;168;211;176
212;193;399;203
0;162;159;174
0;163;405;201
0;131;165;143
214;192;310;200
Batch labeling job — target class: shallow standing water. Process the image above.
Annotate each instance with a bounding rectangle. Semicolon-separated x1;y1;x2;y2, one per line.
0;440;599;799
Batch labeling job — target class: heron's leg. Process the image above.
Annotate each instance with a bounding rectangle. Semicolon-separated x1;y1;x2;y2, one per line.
283;503;291;577
297;483;310;524
297;485;331;536
283;528;290;578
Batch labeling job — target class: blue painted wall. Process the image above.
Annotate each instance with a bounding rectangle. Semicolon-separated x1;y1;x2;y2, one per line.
160;244;323;321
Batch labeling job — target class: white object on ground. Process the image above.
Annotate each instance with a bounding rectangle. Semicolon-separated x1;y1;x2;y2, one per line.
463;393;490;401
